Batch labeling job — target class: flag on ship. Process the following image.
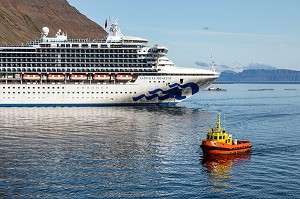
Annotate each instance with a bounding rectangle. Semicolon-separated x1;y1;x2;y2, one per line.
104;19;108;29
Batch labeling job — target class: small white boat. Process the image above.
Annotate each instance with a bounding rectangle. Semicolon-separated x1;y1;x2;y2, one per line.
208;86;227;91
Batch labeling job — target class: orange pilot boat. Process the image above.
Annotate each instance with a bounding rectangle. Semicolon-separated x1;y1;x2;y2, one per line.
200;114;251;155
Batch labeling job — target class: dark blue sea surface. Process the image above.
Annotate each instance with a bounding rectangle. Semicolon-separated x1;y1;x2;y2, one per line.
0;84;299;198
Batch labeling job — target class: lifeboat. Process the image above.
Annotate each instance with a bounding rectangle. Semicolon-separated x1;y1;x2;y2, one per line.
23;74;40;80
70;74;88;80
47;74;65;80
200;114;251;155
93;74;110;80
115;74;133;81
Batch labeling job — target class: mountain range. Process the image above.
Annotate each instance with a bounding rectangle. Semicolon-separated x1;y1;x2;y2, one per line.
216;69;300;83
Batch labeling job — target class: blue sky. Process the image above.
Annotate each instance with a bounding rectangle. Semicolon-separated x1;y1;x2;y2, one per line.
67;0;300;71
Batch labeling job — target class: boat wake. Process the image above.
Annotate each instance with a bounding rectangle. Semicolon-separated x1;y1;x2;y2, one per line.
251;144;300;156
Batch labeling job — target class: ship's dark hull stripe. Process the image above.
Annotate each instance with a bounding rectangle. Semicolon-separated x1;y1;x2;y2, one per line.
0;102;178;107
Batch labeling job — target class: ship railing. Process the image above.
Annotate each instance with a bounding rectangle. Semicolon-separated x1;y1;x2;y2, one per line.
25;38;148;45
24;38;110;45
0;67;158;73
0;44;34;48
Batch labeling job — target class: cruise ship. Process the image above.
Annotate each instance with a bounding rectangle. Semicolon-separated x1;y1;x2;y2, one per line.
0;19;218;106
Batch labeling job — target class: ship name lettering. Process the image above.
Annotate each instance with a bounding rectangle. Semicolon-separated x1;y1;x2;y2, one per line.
140;77;171;80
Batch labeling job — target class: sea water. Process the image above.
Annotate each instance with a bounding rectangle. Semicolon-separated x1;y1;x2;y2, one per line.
0;84;299;198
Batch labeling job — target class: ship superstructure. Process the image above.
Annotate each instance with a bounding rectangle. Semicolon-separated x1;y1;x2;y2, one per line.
0;19;218;106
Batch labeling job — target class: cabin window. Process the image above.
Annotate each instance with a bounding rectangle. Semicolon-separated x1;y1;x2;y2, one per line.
180;79;183;84
219;136;222;139
214;136;217;139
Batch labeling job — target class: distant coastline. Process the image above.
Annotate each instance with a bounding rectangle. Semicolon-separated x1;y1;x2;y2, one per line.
215;69;300;84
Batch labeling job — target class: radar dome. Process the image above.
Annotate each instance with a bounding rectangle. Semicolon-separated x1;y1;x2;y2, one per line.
42;27;49;35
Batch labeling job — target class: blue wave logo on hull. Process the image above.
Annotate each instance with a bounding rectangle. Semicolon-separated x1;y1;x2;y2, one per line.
133;82;199;101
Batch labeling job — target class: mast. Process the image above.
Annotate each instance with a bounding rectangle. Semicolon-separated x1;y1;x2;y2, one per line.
210;53;216;72
108;18;123;37
217;113;221;132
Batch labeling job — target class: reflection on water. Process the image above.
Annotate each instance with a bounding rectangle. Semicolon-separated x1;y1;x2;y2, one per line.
0;107;214;198
201;153;251;193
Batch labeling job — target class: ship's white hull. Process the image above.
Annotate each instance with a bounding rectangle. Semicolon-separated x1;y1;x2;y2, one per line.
0;75;216;106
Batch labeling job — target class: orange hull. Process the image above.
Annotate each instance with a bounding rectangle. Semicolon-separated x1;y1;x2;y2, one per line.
200;140;251;155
